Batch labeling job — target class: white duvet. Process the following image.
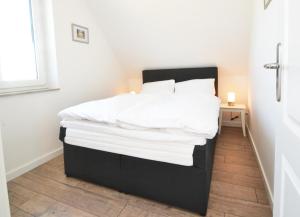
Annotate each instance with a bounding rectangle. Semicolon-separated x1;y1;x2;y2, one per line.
58;93;220;139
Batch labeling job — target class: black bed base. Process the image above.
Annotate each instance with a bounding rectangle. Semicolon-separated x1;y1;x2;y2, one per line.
61;130;216;216
60;66;218;215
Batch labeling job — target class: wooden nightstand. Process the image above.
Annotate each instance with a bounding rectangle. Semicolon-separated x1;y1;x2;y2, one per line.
218;103;247;137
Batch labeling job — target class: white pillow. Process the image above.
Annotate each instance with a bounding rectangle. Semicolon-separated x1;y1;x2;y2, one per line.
175;79;215;95
141;79;175;94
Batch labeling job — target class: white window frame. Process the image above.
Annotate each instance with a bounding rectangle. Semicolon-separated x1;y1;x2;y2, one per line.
0;0;59;96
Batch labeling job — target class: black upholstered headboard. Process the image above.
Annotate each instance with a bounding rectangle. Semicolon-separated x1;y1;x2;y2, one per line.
142;67;218;96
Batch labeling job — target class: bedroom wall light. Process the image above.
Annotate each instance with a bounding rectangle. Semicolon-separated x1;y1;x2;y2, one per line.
227;92;236;106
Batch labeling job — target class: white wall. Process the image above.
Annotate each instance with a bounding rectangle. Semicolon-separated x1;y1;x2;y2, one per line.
88;0;253;104
0;0;126;179
248;0;280;203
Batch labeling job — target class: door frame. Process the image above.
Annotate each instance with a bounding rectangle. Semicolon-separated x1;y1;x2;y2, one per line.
0;127;11;217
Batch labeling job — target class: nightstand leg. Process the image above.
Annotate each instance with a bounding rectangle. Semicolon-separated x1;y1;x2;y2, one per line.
218;110;223;135
241;110;246;137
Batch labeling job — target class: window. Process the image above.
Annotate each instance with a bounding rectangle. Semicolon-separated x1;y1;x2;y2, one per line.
0;0;58;95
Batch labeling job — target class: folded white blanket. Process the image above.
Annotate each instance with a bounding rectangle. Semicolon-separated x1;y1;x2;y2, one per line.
58;93;220;139
61;120;206;145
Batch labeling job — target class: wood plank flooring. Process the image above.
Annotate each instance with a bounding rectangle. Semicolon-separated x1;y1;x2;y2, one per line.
8;127;272;217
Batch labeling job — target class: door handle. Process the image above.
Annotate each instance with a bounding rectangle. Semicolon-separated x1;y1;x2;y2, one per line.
264;63;280;70
264;43;282;102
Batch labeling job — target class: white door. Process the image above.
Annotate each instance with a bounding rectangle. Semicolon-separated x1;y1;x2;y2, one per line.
0;128;11;217
272;0;300;216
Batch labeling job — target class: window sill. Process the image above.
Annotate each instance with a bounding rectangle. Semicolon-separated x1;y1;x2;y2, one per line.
0;87;60;97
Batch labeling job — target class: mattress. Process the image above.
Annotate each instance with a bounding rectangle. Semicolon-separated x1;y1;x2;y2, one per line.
61;120;207;166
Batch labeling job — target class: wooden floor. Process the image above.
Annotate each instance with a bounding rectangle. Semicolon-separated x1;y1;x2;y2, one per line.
8;127;272;217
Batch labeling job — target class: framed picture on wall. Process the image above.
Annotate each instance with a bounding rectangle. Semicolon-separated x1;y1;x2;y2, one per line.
264;0;272;9
72;24;89;44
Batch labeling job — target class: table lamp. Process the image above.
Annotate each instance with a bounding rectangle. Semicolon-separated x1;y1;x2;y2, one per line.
227;92;236;106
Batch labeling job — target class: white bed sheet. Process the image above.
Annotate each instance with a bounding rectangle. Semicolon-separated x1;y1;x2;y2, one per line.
61;120;206;166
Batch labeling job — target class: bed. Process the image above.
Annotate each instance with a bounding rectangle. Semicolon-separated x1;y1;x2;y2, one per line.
59;67;218;216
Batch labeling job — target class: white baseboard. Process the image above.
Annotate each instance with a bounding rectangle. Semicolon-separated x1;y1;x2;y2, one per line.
6;147;63;181
246;125;274;208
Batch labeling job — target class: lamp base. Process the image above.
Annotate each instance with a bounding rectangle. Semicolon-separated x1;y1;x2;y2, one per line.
228;102;235;106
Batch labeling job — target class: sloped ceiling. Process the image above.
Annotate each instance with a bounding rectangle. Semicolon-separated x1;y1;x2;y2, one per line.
87;0;253;103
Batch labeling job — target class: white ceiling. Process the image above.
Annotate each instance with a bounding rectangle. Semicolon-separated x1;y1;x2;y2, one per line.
86;0;254;103
87;0;253;74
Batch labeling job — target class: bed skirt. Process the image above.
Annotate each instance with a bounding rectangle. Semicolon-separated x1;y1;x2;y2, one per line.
60;127;216;216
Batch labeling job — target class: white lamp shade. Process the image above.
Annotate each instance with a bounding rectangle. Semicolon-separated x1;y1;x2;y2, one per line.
227;92;236;103
128;78;141;93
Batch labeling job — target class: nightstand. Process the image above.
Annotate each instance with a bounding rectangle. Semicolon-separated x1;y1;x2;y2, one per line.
218;103;246;137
